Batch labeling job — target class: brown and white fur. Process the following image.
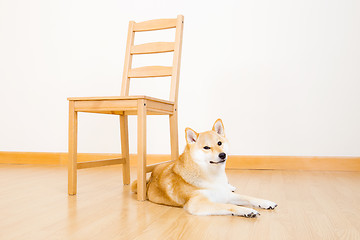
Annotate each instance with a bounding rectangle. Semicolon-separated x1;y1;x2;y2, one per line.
131;119;277;217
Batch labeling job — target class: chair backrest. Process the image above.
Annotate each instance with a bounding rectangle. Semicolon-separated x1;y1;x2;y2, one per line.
120;15;184;106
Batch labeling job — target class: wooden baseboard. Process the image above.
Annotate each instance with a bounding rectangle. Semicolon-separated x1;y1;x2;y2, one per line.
0;152;170;167
0;151;359;171
230;155;360;171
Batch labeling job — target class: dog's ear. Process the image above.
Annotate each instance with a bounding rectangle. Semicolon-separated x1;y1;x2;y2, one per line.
212;119;225;136
185;128;198;144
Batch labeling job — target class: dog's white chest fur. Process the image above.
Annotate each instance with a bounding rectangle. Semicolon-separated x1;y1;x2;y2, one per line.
196;172;233;204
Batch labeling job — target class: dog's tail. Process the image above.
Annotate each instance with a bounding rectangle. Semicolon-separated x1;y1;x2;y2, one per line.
131;178;150;194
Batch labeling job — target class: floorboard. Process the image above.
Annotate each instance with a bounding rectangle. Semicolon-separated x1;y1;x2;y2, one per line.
0;164;359;240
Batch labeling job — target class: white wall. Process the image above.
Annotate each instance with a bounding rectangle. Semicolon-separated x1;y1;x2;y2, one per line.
1;0;359;156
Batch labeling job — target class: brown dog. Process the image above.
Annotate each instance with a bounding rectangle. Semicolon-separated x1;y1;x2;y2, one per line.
132;119;277;217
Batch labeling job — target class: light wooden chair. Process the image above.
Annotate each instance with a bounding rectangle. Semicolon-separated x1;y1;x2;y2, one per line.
68;15;184;200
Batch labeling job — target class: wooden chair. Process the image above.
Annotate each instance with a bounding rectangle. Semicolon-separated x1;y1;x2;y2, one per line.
68;15;184;200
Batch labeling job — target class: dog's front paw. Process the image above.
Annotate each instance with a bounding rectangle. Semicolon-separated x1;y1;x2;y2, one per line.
242;211;259;218
256;200;278;210
232;207;260;218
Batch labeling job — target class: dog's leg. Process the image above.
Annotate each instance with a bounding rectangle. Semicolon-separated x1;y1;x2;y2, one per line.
184;193;259;218
228;192;278;210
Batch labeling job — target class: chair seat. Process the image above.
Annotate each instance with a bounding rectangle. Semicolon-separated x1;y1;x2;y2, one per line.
67;95;175;115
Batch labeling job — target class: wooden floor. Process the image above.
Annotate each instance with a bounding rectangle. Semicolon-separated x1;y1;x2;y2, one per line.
1;164;360;240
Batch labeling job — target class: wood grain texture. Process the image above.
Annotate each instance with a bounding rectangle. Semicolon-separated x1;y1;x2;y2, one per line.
74;99;137;112
67;95;174;104
1;152;360;171
233;155;360;171
133;18;177;32
1;164;359;239
169;110;179;161
128;66;173;78
68;101;77;195
67;96;174;115
121;21;135;96
137;99;147;200
169;15;184;103
145;100;174;114
77;158;125;169
0;152;171;166
131;42;175;54
120;115;130;184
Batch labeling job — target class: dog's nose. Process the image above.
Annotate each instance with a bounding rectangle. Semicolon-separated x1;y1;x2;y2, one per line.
219;152;226;160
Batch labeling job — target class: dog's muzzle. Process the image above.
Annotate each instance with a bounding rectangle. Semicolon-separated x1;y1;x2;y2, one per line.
210;153;227;164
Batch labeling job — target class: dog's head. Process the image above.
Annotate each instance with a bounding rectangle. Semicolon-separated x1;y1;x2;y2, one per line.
185;119;229;166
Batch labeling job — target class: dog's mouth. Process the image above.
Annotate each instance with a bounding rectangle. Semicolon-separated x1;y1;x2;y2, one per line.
209;159;226;164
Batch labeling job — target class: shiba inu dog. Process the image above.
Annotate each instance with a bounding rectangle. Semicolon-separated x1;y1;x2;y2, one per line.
131;119;277;217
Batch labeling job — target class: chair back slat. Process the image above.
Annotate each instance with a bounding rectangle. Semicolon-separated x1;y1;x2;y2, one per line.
133;18;177;32
131;42;175;55
128;66;173;78
121;15;184;105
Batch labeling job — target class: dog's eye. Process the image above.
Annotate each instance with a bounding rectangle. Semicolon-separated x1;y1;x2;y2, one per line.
203;146;211;150
218;141;222;146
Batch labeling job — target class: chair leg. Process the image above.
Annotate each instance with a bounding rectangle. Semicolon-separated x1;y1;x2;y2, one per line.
68;101;78;195
169;110;179;161
120;115;130;185
137;99;147;201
